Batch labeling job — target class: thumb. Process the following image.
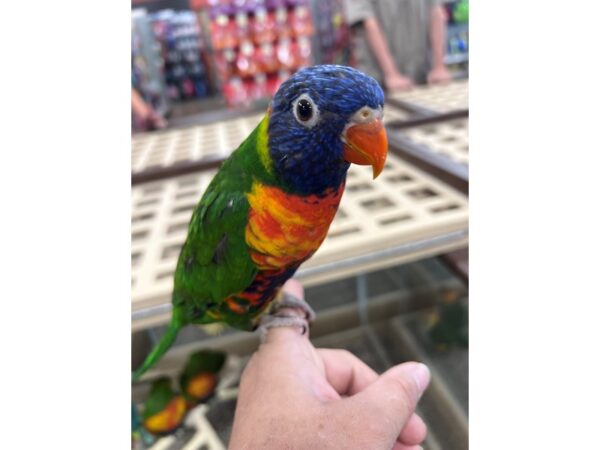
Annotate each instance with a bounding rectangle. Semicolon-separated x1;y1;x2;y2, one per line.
344;362;430;440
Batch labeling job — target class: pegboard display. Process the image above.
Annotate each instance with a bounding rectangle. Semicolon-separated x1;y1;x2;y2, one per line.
399;118;469;166
132;154;468;329
132;113;264;173
388;79;468;113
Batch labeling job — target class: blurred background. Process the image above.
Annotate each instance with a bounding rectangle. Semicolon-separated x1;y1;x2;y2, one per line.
131;0;469;448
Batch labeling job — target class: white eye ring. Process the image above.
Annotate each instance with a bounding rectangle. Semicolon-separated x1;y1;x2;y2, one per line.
292;94;320;128
351;106;383;124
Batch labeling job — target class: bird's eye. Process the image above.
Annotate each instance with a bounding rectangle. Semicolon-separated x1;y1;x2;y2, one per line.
296;99;313;121
293;94;319;127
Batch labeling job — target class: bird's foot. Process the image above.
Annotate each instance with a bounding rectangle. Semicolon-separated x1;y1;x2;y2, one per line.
275;289;316;322
257;280;315;342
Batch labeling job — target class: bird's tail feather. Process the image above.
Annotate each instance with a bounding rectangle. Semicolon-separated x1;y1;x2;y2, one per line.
132;307;184;382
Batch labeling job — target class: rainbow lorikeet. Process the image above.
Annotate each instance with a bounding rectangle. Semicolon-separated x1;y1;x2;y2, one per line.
141;378;187;435
179;350;226;406
133;65;388;381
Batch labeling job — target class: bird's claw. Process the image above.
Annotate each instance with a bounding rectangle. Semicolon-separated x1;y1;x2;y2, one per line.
277;292;316;322
257;292;316;342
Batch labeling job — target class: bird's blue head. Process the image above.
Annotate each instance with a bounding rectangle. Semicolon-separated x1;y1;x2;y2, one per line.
268;65;388;195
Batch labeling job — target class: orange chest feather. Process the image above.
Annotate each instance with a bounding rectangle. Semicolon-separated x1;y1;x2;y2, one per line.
245;182;344;270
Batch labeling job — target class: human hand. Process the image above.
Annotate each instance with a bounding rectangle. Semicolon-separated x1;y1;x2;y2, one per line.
229;280;431;450
147;111;167;130
427;66;452;85
384;72;414;91
131;88;167;130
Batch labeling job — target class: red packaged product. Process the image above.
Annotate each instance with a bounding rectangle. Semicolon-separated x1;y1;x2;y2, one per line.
236;40;258;77
211;14;237;50
255;42;279;73
276;38;294;70
223;76;247;106
214;48;236;78
268;69;290;96
295;36;312;67
182;79;195;99
251;8;276;43
235;12;250;43
289;5;314;37
274;7;292;40
248;72;268;101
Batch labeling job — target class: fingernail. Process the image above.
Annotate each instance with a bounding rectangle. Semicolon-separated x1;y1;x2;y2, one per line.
412;363;431;393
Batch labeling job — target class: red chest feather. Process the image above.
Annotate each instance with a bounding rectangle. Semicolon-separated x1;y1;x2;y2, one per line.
245;183;344;270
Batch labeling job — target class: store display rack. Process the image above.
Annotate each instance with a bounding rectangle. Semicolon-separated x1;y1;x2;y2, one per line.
131;100;419;184
130;6;470;444
192;0;316;106
133;264;468;449
387;79;468;115
136;318;468;450
131;153;467;331
385;80;469;191
132;112;264;175
396;117;468;166
388;117;469;184
130;80;470;331
132;10;170;117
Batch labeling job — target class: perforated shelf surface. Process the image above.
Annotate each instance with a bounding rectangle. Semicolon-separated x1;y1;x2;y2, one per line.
388;79;468;113
398;118;469;166
132;154;468;330
132;105;413;175
132;113;265;174
382;102;413;123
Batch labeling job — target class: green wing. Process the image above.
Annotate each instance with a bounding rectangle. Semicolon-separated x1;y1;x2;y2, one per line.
133;115;273;382
172;152;259;322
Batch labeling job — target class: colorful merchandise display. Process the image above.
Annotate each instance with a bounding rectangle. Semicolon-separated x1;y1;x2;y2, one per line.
443;0;469;66
194;0;315;106
132;1;351;108
132;11;169;117
150;10;213;102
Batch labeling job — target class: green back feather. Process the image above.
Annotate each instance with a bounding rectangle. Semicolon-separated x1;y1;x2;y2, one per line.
133;114;278;381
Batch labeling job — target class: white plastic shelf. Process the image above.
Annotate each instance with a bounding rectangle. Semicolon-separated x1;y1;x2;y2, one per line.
132;105;413;176
399;118;469;166
131;154;468;331
132;113;265;174
388;79;468;113
382;102;412;123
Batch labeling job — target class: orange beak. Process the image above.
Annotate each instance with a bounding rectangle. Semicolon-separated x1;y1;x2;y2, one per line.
342;118;388;178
